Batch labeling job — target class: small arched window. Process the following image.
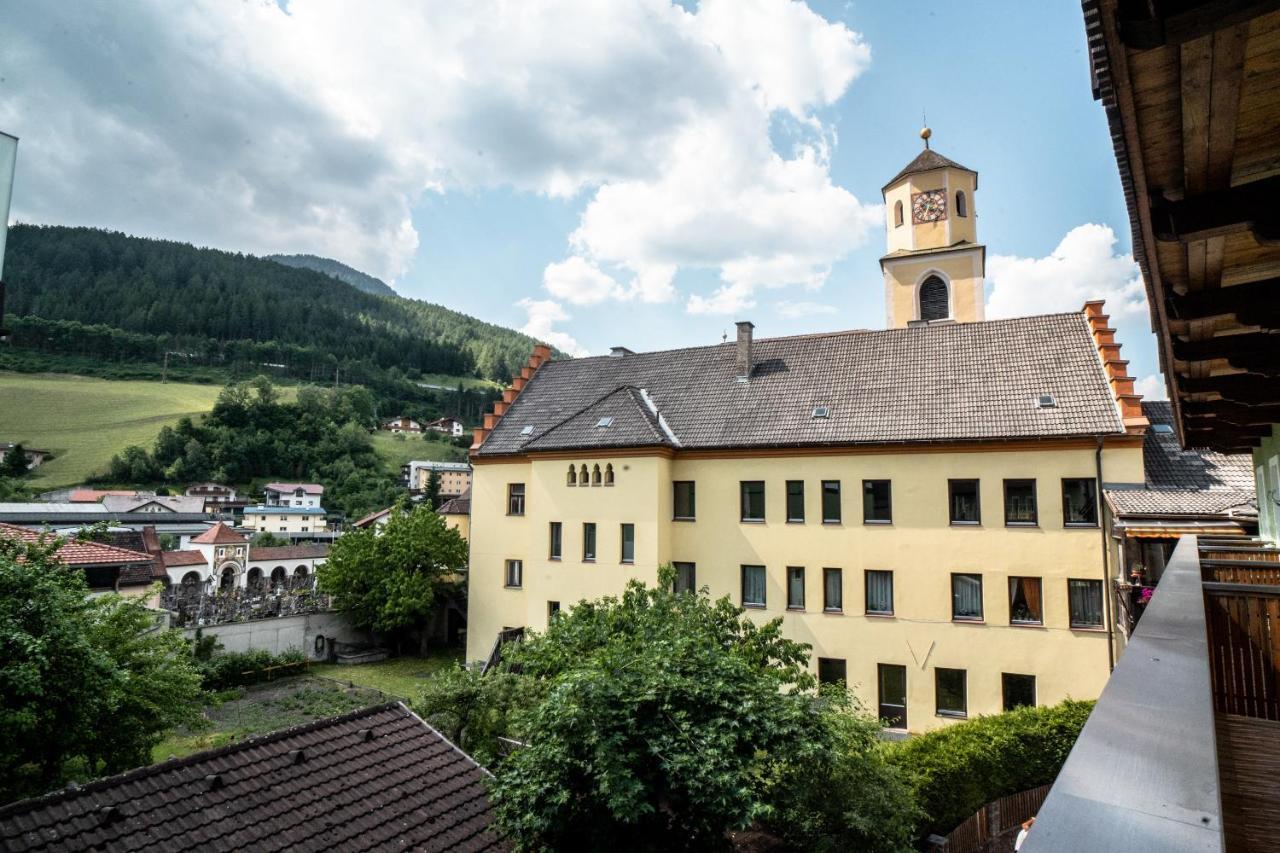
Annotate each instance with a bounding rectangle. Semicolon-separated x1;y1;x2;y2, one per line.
919;275;949;321
956;190;967;218
294;566;308;578
567;465;577;486
894;200;904;227
604;464;614;486
580;464;589;485
181;571;201;587
271;566;287;590
592;464;602;486
246;567;264;593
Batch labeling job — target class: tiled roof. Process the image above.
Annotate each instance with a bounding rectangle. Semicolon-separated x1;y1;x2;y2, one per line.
523;386;674;451
0;523;154;569
248;544;330;561
68;489;137;503
101;495;205;514
189;522;247;545
1141;401;1256;490
439;490;471;516
161;550;208;567
478;312;1124;456
883;146;975;191
0;702;508;853
264;482;325;495
353;507;393;528
1105;489;1257;518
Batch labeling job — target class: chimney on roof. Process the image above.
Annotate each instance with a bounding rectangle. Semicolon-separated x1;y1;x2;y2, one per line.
609;346;634;358
735;321;754;381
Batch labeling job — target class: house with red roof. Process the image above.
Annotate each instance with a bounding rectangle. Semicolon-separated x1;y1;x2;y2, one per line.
0;522;156;595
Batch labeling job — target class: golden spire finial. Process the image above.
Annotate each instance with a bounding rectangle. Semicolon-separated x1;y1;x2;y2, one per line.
920;126;931;149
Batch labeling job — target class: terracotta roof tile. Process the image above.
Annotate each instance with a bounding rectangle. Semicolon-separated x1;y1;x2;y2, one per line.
0;523;154;568
161;550;208;568
247;544;329;561
478;312;1124;456
0;703;508;852
189;522;247;545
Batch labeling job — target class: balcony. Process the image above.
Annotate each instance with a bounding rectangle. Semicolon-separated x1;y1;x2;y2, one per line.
1023;535;1280;853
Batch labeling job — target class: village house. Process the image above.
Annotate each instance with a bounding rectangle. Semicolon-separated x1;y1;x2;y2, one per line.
184;482;243;512
426;415;466;437
465;140;1153;732
101;494;206;514
440;488;471;540
380;414;424;434
0;443;50;470
241;504;326;534
0;521;160;596
403;460;472;498
263;482;324;508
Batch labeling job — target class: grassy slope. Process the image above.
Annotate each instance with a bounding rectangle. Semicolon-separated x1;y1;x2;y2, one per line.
0;372;222;489
370;432;469;471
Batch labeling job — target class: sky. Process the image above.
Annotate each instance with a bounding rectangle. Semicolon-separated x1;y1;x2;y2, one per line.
0;0;1165;397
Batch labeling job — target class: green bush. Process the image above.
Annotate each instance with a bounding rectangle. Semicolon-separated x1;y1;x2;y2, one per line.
884;699;1093;838
193;646;306;690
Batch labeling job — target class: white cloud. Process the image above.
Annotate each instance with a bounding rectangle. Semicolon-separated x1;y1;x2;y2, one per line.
543;257;626;305
776;300;837;319
517;298;589;358
1135;373;1169;401
4;0;877;305
986;224;1147;322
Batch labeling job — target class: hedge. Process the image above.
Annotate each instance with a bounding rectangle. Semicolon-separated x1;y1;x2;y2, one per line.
884;699;1094;838
196;648;307;690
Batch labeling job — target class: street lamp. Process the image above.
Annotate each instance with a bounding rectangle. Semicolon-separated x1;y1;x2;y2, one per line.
0;130;18;342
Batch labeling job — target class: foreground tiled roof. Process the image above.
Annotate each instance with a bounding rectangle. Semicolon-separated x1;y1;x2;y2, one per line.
0;703;508;853
883;146;975;190
248;544;329;561
189;522;247;545
0;523;154;571
1105;488;1257;518
1141;401;1255;490
478;313;1124;456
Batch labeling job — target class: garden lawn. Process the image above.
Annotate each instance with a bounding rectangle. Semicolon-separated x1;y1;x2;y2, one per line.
311;649;462;699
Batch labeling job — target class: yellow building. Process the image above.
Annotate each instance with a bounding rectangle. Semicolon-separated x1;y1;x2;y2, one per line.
241;505;326;534
465;138;1150;732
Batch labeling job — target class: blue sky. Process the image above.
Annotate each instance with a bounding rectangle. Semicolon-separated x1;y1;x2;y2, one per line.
1;1;1162;393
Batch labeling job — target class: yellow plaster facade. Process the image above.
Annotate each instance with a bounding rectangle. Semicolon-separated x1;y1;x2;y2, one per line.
466;440;1144;732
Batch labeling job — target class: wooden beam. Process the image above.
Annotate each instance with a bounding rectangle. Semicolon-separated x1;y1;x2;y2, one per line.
1118;0;1280;50
1179;373;1280;404
1167;275;1280;325
1183;401;1280;424
1150;176;1280;245
1171;332;1280;365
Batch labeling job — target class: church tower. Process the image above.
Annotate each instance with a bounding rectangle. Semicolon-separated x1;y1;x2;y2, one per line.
880;128;985;328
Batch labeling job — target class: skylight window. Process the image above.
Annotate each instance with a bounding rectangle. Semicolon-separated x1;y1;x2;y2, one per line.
811;406;830;419
1036;395;1057;409
1152;423;1174;434
596;417;614;428
520;425;534;436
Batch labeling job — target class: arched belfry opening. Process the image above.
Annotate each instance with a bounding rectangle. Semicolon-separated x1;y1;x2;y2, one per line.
919;275;949;321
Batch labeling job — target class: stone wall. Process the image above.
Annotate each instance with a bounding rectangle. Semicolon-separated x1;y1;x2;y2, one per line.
182;610;370;660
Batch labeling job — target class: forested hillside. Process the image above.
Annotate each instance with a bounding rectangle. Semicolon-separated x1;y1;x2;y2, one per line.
266;253;396;297
2;225;546;385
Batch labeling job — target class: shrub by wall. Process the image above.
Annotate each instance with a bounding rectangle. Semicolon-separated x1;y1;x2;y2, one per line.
884;699;1094;838
196;648;306;690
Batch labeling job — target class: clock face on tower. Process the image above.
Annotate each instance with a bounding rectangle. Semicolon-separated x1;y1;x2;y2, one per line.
911;189;947;223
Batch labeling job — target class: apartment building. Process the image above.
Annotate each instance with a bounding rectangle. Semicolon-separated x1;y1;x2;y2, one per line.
464;135;1150;732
